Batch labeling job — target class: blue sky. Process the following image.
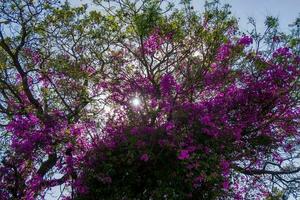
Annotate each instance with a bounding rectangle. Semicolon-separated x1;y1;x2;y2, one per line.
204;0;300;32
70;0;300;32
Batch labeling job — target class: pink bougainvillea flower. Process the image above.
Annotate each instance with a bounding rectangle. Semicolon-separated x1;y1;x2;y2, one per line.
140;153;149;162
178;150;190;160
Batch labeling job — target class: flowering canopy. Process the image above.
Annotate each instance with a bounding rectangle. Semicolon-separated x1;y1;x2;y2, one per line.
0;0;299;199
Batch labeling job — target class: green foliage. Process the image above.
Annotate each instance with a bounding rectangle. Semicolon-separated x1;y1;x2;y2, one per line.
266;188;284;200
133;1;163;37
265;16;279;29
75;127;225;200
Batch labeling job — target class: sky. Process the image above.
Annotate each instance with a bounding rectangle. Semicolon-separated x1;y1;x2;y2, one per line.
70;0;300;33
206;0;300;32
47;0;300;199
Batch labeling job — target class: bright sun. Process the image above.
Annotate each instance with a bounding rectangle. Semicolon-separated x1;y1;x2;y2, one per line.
131;96;141;107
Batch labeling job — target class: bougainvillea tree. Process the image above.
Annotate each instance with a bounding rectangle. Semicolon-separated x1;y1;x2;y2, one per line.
0;0;299;199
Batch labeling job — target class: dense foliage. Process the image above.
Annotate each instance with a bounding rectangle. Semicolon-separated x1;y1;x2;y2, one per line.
0;0;299;199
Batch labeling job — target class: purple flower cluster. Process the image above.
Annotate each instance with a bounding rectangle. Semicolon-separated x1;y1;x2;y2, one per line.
272;47;292;58
238;35;253;46
142;31;163;55
216;43;232;62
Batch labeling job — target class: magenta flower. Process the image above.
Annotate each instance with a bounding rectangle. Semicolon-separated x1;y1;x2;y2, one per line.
216;43;231;61
142;31;162;55
178;150;190;160
160;74;176;96
140;153;149;162
272;47;292;58
165;121;175;134
220;159;230;176
222;180;230;190
238;35;253;46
